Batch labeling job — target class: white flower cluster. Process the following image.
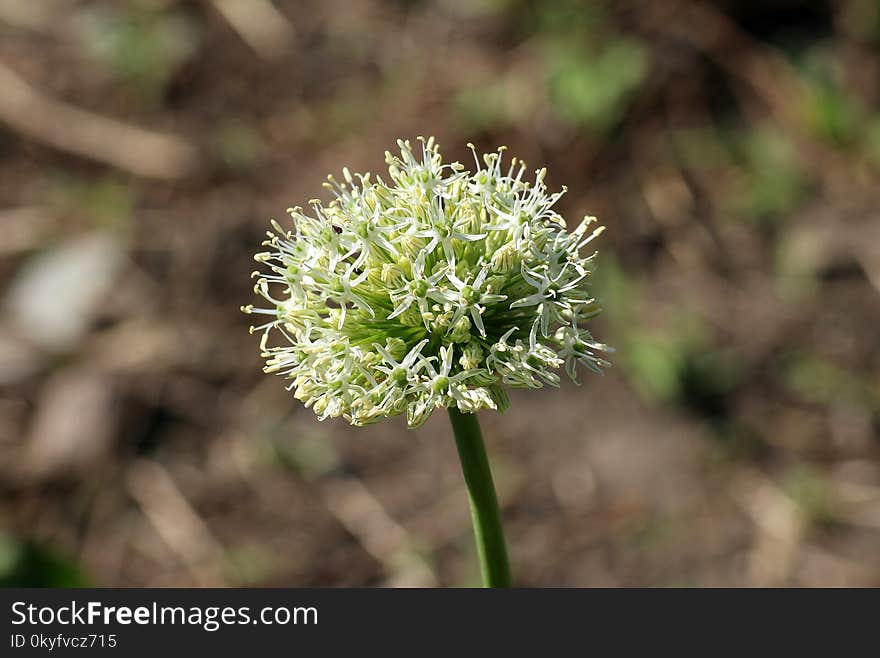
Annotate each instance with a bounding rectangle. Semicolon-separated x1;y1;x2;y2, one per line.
244;137;611;428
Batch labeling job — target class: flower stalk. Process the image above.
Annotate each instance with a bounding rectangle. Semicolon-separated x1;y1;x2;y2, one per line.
447;408;511;588
245;136;612;587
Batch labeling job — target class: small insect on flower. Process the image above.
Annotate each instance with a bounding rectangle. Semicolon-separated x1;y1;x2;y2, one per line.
244;137;612;428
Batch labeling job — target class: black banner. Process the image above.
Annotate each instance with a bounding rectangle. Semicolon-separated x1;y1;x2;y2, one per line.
0;588;874;654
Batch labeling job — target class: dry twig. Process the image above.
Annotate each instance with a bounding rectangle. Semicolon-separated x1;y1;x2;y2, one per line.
0;62;199;180
126;459;226;586
210;0;294;60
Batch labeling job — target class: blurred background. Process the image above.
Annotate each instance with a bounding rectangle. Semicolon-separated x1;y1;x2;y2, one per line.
0;0;878;587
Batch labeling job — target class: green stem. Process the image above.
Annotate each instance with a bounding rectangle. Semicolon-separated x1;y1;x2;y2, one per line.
447;407;511;588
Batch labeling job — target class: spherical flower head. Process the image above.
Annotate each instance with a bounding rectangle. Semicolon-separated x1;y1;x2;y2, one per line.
244;137;612;428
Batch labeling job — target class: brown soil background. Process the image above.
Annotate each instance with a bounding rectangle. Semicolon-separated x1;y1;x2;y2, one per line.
0;0;878;586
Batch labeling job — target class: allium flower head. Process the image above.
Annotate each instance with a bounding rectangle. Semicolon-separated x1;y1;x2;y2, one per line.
244;137;611;428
